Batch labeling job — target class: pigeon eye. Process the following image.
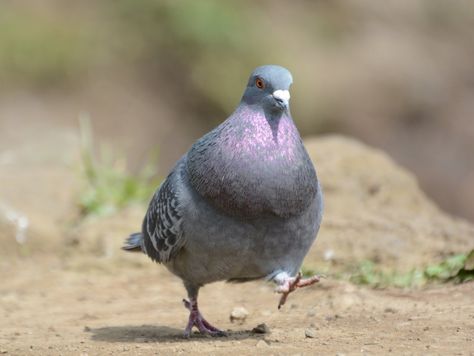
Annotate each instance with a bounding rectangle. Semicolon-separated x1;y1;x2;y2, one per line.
255;78;265;89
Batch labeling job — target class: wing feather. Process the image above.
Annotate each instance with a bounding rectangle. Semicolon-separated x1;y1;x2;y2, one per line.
142;170;184;263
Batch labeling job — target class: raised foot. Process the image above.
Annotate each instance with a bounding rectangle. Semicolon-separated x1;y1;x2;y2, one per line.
276;272;321;309
182;299;227;338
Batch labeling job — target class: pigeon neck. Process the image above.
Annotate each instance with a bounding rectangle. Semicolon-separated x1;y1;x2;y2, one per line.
229;103;297;148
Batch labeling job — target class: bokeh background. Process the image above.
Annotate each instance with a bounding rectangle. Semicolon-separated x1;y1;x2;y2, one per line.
1;2;474;353
1;0;474;221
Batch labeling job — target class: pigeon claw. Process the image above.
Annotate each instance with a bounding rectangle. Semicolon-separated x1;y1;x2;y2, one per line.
276;272;321;309
182;298;227;338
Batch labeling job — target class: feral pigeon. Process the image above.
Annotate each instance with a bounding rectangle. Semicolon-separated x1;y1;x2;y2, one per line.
124;65;323;337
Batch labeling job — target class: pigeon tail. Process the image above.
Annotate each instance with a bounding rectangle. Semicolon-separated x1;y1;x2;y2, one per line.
122;232;144;252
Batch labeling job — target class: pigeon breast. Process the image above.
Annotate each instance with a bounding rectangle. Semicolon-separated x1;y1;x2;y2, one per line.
186;104;318;219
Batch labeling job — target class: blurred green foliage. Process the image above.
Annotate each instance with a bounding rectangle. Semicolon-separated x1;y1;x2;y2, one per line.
78;115;160;217
106;0;261;113
302;249;474;288
0;1;263;111
348;251;474;288
0;8;92;87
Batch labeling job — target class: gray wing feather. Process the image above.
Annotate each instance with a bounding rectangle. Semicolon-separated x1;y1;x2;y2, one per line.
143;171;184;263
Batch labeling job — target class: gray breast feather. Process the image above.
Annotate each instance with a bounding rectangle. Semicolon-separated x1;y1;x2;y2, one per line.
143;171;185;263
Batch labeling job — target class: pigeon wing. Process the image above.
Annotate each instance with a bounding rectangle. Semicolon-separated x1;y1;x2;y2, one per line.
142;172;184;263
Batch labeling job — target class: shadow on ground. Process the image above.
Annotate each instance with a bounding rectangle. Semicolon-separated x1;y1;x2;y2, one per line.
88;324;262;343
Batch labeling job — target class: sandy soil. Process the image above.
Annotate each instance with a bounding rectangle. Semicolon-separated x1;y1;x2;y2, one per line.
0;255;473;355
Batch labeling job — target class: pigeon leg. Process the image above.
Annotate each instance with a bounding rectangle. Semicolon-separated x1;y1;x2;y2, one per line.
275;272;321;309
182;298;226;337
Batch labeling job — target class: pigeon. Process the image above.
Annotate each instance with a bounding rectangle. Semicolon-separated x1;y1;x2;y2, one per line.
124;65;323;337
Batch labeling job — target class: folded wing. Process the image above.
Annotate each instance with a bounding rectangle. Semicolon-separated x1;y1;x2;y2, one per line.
143;170;185;263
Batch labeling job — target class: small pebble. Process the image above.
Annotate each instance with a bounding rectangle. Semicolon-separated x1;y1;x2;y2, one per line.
83;326;91;332
252;323;270;334
256;339;270;348
307;310;317;317
305;328;317;338
230;306;249;324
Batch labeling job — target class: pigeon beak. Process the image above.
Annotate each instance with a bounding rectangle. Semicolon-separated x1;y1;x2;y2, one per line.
272;90;290;109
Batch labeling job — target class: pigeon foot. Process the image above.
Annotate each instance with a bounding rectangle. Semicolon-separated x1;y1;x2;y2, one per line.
182;298;226;338
276;272;320;309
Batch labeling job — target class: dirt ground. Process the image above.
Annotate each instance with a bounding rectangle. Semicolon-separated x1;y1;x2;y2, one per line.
0;255;473;355
1;134;474;355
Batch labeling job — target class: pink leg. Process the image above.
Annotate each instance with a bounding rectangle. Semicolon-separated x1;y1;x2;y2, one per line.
182;298;226;337
275;272;320;309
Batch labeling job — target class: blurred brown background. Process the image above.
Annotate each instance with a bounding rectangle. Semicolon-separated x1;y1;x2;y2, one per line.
1;0;473;222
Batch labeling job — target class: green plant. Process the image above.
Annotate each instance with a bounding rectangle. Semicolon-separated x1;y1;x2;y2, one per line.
78;114;159;217
348;251;474;288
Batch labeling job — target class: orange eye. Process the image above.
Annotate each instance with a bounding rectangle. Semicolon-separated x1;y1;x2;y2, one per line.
255;78;265;89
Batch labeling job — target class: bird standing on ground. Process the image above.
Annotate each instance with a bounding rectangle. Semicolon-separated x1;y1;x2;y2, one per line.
124;65;323;337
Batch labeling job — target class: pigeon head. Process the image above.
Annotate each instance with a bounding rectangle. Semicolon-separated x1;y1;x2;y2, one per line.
242;65;293;113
